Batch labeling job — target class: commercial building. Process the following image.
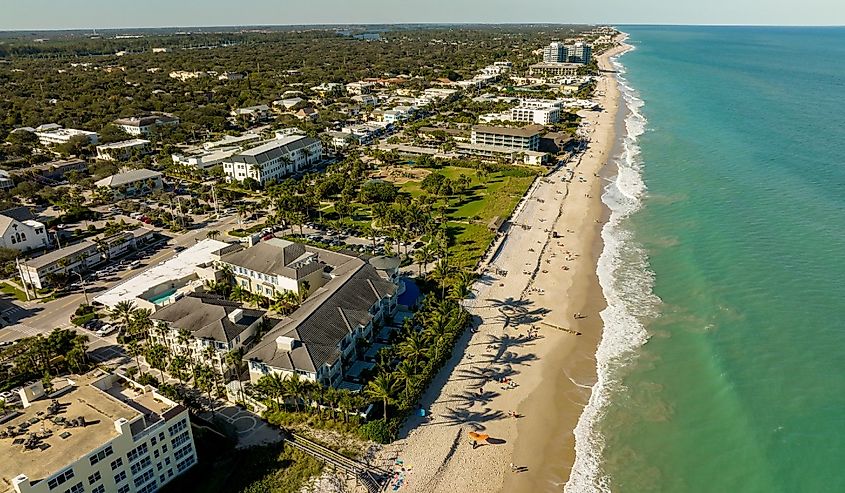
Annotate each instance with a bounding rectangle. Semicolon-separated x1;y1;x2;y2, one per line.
19;227;154;289
510;100;562;125
95;139;152;161
113;115;179;136
34;126;99;146
222;135;322;186
0;207;49;253
150;295;266;375
1;371;196;493
471;125;543;151
528;62;581;78
245;256;399;387
216;238;328;299
171;148;239;169
94;239;229;311
95;169;163;198
8;159;88;182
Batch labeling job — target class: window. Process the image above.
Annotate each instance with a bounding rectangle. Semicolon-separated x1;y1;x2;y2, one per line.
92;485;105;493
158;432;165;442
88;446;113;466
176;454;196;473
162;444;168;453
171;431;190;447
138;481;158;493
127;443;148;462
167;469;173;478
110;458;123;470
87;471;101;485
64;482;84;493
114;471;127;484
157;462;163;471
133;469;155;488
174;444;193;460
153;449;160;459
48;469;75;490
159;474;166;483
130;456;152;475
151;437;157;446
164;457;171;466
118;485;130;493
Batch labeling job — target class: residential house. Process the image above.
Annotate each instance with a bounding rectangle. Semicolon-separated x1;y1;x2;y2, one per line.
230;105;271;123
95;169;163;198
295;108;319;122
273;97;305;110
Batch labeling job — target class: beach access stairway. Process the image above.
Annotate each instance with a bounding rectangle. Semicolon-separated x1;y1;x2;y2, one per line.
284;431;387;492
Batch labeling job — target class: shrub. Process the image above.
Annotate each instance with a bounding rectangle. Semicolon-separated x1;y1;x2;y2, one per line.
71;313;96;326
358;418;399;444
136;373;160;386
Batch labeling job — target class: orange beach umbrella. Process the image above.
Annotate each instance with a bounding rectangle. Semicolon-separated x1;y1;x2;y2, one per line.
468;431;489;443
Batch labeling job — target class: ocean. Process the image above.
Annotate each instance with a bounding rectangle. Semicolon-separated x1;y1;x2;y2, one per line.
568;26;845;492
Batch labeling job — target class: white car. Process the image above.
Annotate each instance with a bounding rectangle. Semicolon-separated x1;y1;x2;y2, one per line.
95;325;117;337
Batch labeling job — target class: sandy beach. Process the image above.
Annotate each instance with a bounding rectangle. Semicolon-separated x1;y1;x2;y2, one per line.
376;40;632;493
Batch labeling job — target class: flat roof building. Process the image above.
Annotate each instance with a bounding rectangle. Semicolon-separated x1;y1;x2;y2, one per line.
0;371;195;493
471;124;544;151
528;62;581;78
95;139;152;161
95;169;162;198
113;114;179;136
34;127;99;146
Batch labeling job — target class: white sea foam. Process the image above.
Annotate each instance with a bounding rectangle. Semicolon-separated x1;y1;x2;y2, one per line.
565;48;663;493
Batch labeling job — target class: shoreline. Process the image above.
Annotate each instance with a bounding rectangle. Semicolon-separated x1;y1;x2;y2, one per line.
375;38;633;493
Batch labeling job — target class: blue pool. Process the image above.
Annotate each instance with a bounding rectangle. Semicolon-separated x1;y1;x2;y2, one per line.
147;288;176;305
397;278;421;307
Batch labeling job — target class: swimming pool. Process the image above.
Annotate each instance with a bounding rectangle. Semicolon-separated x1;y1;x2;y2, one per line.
397;278;421;307
147;288;177;305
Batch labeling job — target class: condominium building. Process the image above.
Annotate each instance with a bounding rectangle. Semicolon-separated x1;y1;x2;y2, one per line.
1;372;196;493
510;107;561;125
150;295;266;375
528;62;581;78
95;139;152;161
471;124;543;151
222;135;322;186
542;41;592;64
113;115;179;136
246;256;399;387
216;238;328;298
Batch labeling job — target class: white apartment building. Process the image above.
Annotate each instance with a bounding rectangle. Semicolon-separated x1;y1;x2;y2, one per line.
113;115;179;136
510;107;560;124
471;124;543;151
96;139;152;161
222;135;322;186
0;207;48;253
217;238;326;298
3;372;196;493
34;127;99;146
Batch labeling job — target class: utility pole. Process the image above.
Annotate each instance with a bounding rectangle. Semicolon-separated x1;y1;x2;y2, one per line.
74;271;89;306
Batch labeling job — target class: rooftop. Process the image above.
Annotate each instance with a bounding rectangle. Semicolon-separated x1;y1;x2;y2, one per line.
24;241;97;270
95;139;150;150
93;239;229;308
151;294;264;344
114;114;179;127
0;372;179;492
230;135;319;166
219;238;323;279
471;124;545;138
95;168;160;188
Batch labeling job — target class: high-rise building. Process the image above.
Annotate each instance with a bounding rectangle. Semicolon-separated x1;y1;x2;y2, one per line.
542;42;567;63
542;41;592;65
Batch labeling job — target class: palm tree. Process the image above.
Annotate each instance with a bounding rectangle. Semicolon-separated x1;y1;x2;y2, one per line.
430;260;454;299
283;372;307;412
413;244;435;276
225;348;247;404
127;340;144;377
110;300;137;335
449;271;475;300
206;230;221;240
365;372;399;421
169;355;188;386
146;343;168;382
256;373;286;411
398;331;427;367
395;360;417;390
131;308;153;341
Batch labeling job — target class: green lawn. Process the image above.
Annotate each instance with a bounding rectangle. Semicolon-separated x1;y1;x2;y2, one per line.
399;165;538;269
1;283;28;302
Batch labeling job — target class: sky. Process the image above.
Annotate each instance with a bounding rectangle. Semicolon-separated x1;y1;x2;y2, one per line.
2;0;844;30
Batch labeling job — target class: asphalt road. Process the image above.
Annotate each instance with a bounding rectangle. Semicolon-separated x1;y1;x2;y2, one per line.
0;213;246;363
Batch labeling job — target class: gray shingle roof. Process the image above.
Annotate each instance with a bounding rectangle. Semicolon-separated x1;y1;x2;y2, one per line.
220;239;323;279
228;136;319;166
151;294;264;344
245;262;396;373
96;168;161;187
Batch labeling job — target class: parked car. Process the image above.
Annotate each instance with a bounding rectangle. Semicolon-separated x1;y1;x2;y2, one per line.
95;324;117;337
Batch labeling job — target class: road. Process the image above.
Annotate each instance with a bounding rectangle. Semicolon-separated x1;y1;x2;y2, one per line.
0;213;246;364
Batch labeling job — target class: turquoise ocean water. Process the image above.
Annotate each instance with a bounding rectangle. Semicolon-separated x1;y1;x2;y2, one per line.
566;27;845;492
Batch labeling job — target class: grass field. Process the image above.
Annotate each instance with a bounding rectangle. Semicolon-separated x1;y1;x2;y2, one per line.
400;165;539;268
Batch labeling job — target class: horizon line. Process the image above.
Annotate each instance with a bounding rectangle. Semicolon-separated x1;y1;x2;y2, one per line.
2;22;845;33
